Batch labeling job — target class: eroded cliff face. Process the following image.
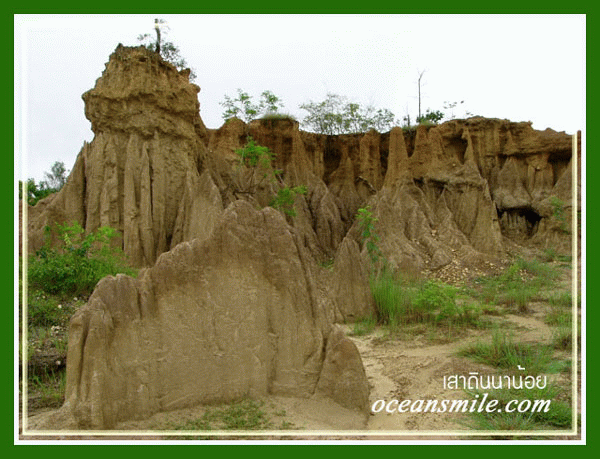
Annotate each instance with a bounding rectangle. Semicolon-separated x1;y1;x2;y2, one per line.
27;46;576;429
28;45;213;267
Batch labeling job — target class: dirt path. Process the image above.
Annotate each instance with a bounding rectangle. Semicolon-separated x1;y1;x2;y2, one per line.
340;325;493;434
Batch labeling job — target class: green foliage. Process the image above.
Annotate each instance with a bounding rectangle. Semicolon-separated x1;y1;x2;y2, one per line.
27;290;79;329
20;161;69;206
538;248;572;263
548;291;573;308
258;113;298;128
28;222;136;297
545;307;572;327
458;330;557;374
236;136;275;169
234;136;279;194
417;109;444;125
234;137;306;218
138;18;197;81
172;399;295;431
299;93;397;134
465;382;572;431
221;89;284;123
319;259;334;270
356;206;382;264
552;326;572;351
350;315;377;336
550;196;570;234
28;370;67;409
270;185;307;217
370;269;482;328
20;179;54;206
471;258;559;312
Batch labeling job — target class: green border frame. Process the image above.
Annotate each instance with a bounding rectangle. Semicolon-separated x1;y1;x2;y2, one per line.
10;2;590;451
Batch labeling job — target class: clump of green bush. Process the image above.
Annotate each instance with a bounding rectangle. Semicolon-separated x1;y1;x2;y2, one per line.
370;269;481;328
28;222;136;297
270;185;307;217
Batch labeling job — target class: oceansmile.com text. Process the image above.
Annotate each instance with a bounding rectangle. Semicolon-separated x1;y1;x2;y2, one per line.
371;393;552;414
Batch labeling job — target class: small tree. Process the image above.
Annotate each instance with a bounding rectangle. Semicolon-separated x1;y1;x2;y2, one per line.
270;185;307;217
417;109;445;125
43;161;68;190
357;206;382;264
20;161;69;206
19;179;53;206
220;89;284;123
300;94;397;134
138;18;197;81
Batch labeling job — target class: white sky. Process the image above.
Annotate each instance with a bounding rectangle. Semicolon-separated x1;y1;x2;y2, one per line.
15;14;585;182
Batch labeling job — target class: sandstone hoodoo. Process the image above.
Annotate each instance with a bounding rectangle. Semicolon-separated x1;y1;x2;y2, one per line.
27;46;576;430
56;201;368;428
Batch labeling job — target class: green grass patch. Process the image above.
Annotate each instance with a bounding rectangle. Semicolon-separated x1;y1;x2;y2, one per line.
548;291;573;309
350;315;377;336
538;248;572;264
258;113;298;127
319;258;335;271
551;327;573;351
457;330;561;374
27;288;83;329
465;382;572;431
545;307;572;327
470;258;560;313
171;399;295;432
370;269;485;329
28;369;67;410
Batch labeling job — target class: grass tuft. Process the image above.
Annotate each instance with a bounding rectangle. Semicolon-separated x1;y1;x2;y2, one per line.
458;330;557;375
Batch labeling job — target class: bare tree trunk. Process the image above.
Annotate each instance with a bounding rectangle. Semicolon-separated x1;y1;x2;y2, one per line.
418;70;425;121
154;18;161;55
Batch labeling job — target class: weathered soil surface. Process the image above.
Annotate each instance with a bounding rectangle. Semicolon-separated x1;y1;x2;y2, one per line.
26;259;579;441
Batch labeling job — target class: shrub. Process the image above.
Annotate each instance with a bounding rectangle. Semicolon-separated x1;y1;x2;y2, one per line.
357;206;382;264
299;93;397;134
270;185;307;217
28;222;136;297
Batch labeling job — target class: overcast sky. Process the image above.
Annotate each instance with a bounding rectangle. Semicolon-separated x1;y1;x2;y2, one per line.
15;14;585;183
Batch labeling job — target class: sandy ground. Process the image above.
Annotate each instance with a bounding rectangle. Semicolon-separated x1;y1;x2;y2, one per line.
23;263;580;442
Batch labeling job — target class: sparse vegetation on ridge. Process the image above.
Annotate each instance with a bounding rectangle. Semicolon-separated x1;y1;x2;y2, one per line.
233;136;307;217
